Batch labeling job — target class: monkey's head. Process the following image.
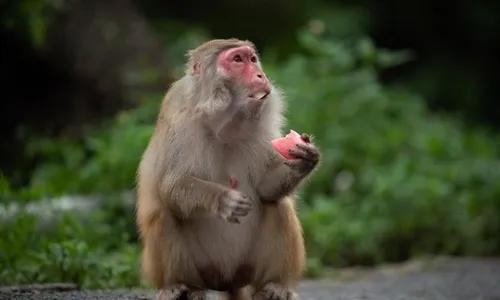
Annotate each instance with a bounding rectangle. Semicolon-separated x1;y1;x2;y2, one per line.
185;38;284;141
187;39;276;117
215;42;271;101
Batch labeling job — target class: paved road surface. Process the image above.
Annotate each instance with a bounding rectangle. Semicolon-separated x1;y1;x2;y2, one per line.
1;257;500;300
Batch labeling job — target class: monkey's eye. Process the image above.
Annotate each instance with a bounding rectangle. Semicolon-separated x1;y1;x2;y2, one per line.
250;56;257;63
233;55;243;62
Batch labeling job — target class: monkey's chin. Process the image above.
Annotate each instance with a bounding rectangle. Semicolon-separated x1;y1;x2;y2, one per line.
247;97;266;109
248;93;269;107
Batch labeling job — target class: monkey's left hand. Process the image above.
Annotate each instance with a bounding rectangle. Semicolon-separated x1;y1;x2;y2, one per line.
284;133;320;176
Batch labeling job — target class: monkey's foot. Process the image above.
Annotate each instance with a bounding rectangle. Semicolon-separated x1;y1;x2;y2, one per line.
187;290;207;300
155;285;189;300
252;283;297;300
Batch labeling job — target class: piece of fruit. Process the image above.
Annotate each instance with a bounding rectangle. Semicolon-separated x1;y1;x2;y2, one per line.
271;130;307;159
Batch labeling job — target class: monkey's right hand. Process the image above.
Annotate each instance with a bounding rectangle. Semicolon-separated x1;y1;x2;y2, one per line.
218;190;252;223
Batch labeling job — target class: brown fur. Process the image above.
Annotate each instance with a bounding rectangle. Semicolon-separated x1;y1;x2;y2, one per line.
136;38;320;300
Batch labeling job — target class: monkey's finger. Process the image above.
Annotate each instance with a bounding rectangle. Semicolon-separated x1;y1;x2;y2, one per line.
230;209;250;217
156;285;188;300
257;289;281;300
295;143;319;162
236;199;253;207
270;293;281;300
287;148;309;159
232;206;251;215
234;201;252;208
219;210;232;219
285;159;314;174
187;291;206;300
231;205;251;214
295;142;317;152
230;209;249;217
300;133;311;143
261;284;294;300
169;285;188;294
226;216;240;223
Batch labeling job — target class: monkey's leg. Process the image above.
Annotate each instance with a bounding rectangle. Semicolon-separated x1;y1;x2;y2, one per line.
250;199;305;300
140;211;203;300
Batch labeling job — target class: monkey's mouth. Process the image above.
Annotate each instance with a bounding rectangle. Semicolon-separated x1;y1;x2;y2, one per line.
249;91;270;101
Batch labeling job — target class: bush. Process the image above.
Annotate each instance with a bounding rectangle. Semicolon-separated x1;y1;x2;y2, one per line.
2;28;500;286
278;30;500;268
0;210;141;288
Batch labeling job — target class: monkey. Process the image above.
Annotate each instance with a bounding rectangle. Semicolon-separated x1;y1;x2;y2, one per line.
135;38;321;300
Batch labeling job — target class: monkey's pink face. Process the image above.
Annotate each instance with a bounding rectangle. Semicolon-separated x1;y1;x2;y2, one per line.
217;46;271;102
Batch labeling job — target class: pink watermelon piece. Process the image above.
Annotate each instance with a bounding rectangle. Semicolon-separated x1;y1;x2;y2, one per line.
271;130;307;159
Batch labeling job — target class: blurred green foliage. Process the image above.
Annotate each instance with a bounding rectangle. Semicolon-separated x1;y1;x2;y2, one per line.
1;0;66;48
2;28;500;286
0;211;141;288
3;0;500;128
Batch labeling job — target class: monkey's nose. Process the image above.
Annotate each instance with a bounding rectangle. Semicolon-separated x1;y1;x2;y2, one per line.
254;72;267;84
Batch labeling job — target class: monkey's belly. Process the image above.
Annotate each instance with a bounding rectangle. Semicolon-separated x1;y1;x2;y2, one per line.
187;214;259;291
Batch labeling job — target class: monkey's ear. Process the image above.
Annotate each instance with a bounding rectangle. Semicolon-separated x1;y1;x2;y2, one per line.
186;50;201;75
186;61;200;75
191;62;200;74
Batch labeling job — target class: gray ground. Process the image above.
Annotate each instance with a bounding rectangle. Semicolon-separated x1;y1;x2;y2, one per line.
1;257;500;300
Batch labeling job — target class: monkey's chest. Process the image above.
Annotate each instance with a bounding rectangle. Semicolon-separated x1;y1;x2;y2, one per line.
208;147;265;189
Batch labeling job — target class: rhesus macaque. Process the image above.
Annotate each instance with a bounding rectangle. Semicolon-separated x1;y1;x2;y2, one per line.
136;38;321;300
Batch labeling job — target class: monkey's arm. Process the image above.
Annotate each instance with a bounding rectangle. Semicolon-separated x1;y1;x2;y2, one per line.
257;141;320;203
256;163;304;203
160;175;228;218
161;174;252;222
